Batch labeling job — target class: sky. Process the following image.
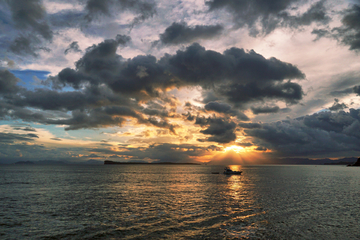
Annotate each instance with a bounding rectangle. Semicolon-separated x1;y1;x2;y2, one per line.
1;0;360;164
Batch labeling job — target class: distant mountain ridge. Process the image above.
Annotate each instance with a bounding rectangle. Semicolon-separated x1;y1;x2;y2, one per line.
11;160;103;165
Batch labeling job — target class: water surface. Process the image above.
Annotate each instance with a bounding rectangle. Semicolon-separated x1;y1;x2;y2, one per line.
1;164;359;239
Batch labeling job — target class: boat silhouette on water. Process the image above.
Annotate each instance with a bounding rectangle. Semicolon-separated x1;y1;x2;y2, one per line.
223;167;242;175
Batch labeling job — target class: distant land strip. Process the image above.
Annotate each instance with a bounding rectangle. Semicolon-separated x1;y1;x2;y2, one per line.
104;160;201;165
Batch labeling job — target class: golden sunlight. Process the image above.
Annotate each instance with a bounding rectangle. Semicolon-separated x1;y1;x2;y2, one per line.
223;145;245;153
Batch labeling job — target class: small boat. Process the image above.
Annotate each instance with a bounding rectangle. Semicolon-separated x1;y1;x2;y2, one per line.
211;172;219;174
223;167;242;175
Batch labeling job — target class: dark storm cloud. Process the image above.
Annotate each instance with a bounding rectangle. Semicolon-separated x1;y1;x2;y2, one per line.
158;22;223;45
245;109;360;157
166;44;305;106
8;35;41;57
0;69;20;94
328;99;348;111
53;40;304;105
312;4;360;51
206;0;329;36
84;0;156;25
204;101;249;120
196;116;237;143
280;0;330;28
64;41;82;55
251;105;280;114
201;91;221;104
48;9;85;28
336;4;360;50
0;132;38;143
167;44;305;86
5;0;52;40
255;146;267;151
10;87;130;111
0;38;304;133
250;105;290;115
354;85;360;95
219;81;303;106
238;122;262;129
2;0;53;56
205;101;232;114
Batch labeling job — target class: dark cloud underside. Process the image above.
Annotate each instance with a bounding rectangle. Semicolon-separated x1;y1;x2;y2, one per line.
312;4;360;51
0;37;304;142
206;0;329;36
159;22;223;45
244;109;360;157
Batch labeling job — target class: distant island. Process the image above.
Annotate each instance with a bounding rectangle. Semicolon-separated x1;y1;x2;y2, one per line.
104;160;201;165
347;158;360;167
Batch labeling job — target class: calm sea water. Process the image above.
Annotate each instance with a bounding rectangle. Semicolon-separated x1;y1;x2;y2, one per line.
1;164;360;239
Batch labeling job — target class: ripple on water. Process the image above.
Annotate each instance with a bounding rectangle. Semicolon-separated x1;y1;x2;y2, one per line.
1;165;360;239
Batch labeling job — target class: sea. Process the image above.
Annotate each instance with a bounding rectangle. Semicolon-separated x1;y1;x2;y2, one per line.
1;164;359;239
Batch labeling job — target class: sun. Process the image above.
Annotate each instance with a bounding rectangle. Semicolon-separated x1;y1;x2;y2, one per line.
223;145;245;153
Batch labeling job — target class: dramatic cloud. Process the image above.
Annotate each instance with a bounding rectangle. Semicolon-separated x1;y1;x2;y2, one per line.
92;143;220;163
5;0;52;40
250;105;291;114
251;105;280;114
204;101;249;120
3;0;53;56
84;0;156;25
312;3;360;51
196;116;237;143
206;0;329;36
0;132;39;143
328;99;348;111
53;39;305;105
158;22;223;45
0;35;305;141
64;41;82;54
244;109;360;157
0;69;20;94
1;0;360;164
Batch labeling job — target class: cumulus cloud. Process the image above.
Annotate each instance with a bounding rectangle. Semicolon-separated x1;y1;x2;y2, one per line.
0;69;20;94
3;0;53;56
0;35;306;138
244;109;360;157
328;98;348;111
84;0;156;25
0;132;39;143
52;39;305;105
157;22;223;45
204;101;249;120
312;3;360;51
196;116;237;143
206;0;329;36
5;0;52;40
251;105;280;114
64;41;82;54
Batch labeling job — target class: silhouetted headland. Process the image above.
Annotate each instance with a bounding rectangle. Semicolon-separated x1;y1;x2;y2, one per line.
104;160;200;165
347;157;360;167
